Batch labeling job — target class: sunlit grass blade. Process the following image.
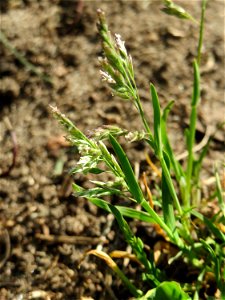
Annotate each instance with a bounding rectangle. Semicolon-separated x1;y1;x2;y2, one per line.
109;134;145;203
150;84;162;157
150;85;184;240
73;183;157;223
192;60;201;107
192;139;210;184
115;206;156;223
109;134;176;242
191;210;225;242
215;168;225;217
161;100;185;182
161;100;187;204
161;153;177;234
110;250;141;264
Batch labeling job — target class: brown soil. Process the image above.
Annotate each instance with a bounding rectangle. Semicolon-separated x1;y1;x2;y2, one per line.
0;1;224;299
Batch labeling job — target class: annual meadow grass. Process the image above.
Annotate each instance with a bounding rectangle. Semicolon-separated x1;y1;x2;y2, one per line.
51;1;225;299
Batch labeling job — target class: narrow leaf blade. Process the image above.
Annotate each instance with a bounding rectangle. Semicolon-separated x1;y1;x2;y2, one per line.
150;84;162;156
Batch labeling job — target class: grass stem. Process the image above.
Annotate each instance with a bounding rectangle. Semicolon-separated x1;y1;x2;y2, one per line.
185;61;200;210
197;0;207;65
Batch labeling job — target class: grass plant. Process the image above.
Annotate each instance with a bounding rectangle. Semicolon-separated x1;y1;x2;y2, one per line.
51;1;225;299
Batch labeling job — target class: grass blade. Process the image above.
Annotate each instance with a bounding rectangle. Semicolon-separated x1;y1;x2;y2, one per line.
150;83;162;157
150;85;183;233
191;210;225;242
73;183;157;223
192;139;210;185
161;100;185;182
109;134;175;242
161;153;177;234
109;134;144;203
215;168;225;217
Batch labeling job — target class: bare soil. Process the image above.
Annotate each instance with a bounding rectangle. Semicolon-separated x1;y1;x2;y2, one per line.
0;1;224;299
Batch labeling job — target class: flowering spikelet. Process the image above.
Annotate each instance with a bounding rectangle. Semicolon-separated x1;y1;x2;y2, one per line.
88;125;128;141
114;33;127;58
97;9;137;101
162;0;197;22
125;131;148;143
100;70;116;84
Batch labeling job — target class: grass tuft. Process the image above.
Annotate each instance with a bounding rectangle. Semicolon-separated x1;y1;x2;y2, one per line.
52;1;224;298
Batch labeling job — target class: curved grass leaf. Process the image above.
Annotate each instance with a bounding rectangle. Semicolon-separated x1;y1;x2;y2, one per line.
215;169;225;217
109;134;175;241
109;134;145;203
161;100;185;182
162;152;177;233
72;184;157;223
192;139;210;185
91;197;157;223
149;86;183;241
191;210;225;243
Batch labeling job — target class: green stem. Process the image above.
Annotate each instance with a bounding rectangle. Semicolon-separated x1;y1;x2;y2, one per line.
185;105;197;208
185;61;200;209
136;96;153;139
122;66;154;142
197;0;207;65
140;197;181;245
114;265;142;297
127;85;154;144
160;156;191;241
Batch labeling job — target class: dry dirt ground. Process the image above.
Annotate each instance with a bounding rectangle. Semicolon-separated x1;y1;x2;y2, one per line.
0;1;224;299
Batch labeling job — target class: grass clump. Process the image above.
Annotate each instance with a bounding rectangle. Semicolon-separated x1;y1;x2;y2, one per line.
51;1;224;299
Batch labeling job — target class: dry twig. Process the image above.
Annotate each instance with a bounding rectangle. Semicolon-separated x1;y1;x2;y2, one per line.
35;233;108;245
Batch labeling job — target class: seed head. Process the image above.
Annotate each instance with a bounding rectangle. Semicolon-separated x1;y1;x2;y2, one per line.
115;34;127;58
100;70;116;84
